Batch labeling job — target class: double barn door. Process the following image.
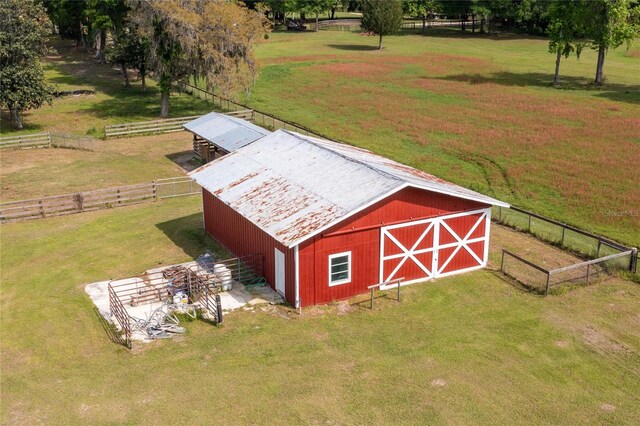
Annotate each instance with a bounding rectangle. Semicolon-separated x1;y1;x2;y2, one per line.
380;208;491;285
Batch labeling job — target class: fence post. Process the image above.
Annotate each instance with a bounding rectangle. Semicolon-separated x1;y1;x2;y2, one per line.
152;180;157;198
561;226;566;246
500;250;505;273
630;248;638;273
39;199;45;218
397;280;401;302
545;273;550;296
586;264;590;284
117;188;121;205
498;206;502;222
47;132;52;147
528;214;532;232
597;239;602;257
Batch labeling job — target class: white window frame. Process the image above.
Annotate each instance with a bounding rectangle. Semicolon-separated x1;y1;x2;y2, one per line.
328;251;351;286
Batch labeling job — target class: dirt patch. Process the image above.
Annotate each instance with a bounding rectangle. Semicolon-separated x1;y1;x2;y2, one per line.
555;340;570;349
169;152;201;172
430;378;447;387
600;403;616;412
581;325;633;355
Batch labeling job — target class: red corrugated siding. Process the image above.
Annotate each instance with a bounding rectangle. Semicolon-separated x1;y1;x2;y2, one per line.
202;189;296;304
298;187;489;306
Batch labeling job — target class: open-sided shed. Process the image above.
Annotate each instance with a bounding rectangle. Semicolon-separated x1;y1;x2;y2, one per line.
183;112;270;162
190;130;509;307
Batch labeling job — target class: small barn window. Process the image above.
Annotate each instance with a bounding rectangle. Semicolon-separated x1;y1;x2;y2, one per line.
329;252;351;286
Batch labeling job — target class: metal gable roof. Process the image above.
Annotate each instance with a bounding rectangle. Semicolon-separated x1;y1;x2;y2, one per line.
190;130;509;248
183;112;270;152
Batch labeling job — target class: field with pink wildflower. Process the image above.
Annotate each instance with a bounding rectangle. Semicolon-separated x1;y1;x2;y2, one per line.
247;29;640;247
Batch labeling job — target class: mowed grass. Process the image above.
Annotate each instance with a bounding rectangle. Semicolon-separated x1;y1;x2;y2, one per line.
0;38;213;136
2;198;640;424
244;29;640;247
0;132;194;201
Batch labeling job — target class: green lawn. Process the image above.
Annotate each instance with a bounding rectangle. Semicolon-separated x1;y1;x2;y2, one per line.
0;38;214;137
0;132;195;201
1;198;639;424
243;29;640;247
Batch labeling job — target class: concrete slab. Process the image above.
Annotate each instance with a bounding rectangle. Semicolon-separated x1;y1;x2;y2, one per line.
84;261;283;342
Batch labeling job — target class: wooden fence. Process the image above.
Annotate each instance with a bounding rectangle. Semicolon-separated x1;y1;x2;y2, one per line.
0;132;95;151
0;177;200;223
104;110;255;139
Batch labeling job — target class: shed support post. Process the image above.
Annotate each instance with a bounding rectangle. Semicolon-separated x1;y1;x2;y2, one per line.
397;280;401;302
370;287;374;309
630;248;638;273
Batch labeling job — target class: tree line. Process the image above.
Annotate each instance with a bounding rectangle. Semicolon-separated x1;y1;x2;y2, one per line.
1;0;638;130
1;0;268;129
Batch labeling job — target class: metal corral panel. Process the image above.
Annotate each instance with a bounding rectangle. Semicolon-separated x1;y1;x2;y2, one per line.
190;130;508;249
183;112;270;152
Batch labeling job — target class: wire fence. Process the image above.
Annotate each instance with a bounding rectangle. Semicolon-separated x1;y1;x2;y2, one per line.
493;205;637;265
178;82;324;138
501;249;636;295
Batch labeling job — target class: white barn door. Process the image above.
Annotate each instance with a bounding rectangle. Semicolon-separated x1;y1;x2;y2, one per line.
274;248;285;296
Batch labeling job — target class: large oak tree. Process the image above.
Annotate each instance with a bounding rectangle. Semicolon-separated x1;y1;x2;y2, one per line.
128;0;268;118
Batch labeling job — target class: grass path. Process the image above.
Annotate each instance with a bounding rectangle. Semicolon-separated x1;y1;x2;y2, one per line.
1;198;639;424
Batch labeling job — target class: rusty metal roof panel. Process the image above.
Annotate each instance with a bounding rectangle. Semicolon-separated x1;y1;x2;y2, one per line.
190;130;508;247
183;112;270;152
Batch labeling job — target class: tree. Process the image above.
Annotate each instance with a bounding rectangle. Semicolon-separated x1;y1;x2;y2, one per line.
547;0;588;87
586;0;638;86
107;26;149;89
129;0;268;118
84;0;129;63
403;0;440;32
0;0;55;130
360;0;404;49
299;0;334;31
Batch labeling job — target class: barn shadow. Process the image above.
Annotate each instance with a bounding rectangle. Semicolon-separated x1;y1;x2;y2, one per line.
166;150;201;172
437;72;640;105
155;213;229;260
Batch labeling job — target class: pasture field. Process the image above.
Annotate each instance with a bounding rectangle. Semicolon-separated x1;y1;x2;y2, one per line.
1;198;639;424
0;132;194;202
245;29;640;247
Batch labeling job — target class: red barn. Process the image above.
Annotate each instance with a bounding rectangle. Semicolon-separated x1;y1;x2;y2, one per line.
190;130;509;307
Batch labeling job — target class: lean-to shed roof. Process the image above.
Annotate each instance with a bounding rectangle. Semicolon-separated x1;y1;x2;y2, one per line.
190;130;509;248
183;112;270;152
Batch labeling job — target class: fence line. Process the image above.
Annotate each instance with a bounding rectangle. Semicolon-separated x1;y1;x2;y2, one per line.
315;19;476;31
493;205;636;264
104;110;256;139
0;132;94;151
0;177;200;223
501;248;636;295
179;82;324;139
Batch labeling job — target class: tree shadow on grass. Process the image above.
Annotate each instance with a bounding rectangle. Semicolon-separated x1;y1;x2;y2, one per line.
437;72;640;105
0;111;46;134
327;44;379;51
155;212;229;260
396;27;547;41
